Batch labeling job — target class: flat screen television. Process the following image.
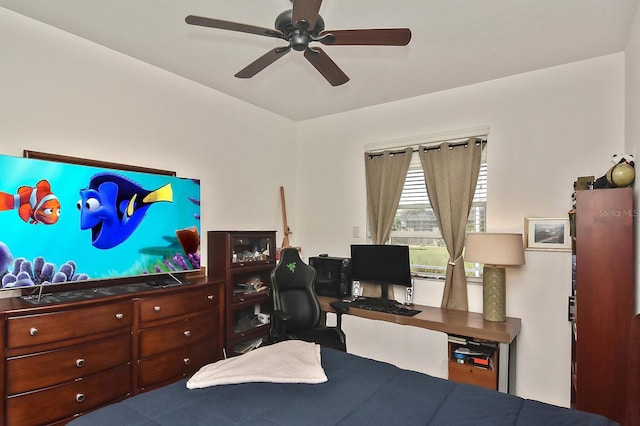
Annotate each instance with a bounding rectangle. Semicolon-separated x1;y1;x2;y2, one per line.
350;244;412;287
0;152;201;296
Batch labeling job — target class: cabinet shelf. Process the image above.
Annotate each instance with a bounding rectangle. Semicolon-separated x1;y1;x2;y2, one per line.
232;292;270;305
233;322;270;336
230;259;274;269
208;231;277;356
447;337;498;391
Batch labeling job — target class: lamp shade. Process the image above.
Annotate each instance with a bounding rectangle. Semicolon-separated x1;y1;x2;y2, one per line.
465;233;525;266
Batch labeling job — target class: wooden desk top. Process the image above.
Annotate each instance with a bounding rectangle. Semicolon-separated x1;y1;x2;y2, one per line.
318;296;521;344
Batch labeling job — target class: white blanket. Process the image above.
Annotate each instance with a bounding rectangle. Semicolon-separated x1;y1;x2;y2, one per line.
186;340;327;389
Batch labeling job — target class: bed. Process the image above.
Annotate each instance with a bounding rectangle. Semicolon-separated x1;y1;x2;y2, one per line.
68;341;614;426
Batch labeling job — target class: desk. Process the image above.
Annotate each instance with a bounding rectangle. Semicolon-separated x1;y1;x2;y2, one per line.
318;296;521;393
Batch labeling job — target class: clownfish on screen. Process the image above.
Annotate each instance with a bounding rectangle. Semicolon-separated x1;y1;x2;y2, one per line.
0;179;61;225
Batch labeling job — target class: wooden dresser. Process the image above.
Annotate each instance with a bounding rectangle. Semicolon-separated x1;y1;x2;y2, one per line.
136;284;222;393
0;279;224;426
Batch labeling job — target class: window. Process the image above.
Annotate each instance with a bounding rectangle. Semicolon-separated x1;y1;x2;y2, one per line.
388;145;487;278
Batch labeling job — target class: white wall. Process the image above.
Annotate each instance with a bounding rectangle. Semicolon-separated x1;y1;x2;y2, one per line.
0;4;632;412
626;0;640;313
0;8;298;264
296;54;626;407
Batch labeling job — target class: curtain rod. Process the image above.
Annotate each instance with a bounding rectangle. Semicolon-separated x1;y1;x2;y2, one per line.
366;137;486;158
365;126;490;151
421;138;486;152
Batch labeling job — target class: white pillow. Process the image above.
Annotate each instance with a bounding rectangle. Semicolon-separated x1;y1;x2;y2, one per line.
186;340;327;389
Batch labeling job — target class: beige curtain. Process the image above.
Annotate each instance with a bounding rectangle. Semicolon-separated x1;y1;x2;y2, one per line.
363;147;413;298
419;139;483;310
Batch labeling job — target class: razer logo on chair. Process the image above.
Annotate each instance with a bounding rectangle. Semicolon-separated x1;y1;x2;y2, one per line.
286;262;296;273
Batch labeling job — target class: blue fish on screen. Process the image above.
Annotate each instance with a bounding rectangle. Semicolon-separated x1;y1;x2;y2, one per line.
78;172;173;249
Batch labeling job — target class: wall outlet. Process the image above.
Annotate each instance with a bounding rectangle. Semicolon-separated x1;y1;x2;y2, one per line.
352;226;360;238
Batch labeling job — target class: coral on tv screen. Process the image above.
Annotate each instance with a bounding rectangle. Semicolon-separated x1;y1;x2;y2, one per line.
0;153;201;291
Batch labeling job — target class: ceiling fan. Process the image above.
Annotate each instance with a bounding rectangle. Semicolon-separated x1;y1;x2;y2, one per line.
185;0;411;86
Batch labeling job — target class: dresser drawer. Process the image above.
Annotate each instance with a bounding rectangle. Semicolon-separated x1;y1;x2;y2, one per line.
139;311;217;358
138;286;219;323
138;337;218;391
6;363;131;426
6;302;133;350
6;333;131;395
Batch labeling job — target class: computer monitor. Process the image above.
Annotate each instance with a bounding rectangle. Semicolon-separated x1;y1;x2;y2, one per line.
350;244;412;288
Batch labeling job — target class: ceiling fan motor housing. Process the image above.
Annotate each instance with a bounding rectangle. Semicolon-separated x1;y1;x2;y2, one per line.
275;9;325;36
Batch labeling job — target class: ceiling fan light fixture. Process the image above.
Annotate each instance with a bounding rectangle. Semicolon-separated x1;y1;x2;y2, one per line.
290;31;310;51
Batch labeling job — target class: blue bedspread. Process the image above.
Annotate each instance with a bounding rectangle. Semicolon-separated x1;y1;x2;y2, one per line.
69;347;614;425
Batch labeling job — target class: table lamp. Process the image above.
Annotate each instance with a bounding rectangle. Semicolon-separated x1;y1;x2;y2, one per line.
464;233;525;322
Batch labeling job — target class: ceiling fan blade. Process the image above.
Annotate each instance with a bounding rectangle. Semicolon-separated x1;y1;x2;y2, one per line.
185;15;284;39
235;47;291;79
304;47;349;87
319;28;411;46
292;0;323;31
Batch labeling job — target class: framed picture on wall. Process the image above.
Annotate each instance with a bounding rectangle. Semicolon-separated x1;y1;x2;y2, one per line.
524;217;571;251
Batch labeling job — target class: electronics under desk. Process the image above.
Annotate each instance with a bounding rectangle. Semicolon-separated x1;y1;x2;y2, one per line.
318;295;521;394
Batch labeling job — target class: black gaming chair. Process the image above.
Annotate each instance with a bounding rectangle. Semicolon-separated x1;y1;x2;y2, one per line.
270;247;347;352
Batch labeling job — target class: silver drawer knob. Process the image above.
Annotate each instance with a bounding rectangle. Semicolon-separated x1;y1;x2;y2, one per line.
76;358;85;368
115;313;124;320
153;305;161;312
76;393;85;403
183;357;190;365
29;327;38;336
183;330;191;338
207;295;214;300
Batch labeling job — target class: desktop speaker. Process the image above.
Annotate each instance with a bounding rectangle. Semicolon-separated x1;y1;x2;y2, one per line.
309;256;352;298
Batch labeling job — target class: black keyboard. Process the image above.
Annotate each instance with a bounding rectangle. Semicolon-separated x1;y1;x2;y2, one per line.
348;297;421;317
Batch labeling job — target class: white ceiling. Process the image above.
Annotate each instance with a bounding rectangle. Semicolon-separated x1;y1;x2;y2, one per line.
1;0;638;121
